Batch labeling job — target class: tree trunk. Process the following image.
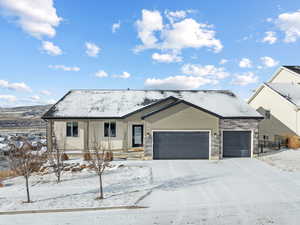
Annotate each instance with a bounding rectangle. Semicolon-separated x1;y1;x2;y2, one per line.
98;173;103;199
25;175;30;203
56;148;61;183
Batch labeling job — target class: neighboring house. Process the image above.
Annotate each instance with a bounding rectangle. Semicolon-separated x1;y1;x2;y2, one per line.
42;90;263;160
248;66;300;141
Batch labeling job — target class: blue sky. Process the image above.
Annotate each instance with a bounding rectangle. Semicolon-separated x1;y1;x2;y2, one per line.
0;0;300;106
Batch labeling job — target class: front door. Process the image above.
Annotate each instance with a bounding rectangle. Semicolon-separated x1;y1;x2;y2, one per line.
132;125;143;147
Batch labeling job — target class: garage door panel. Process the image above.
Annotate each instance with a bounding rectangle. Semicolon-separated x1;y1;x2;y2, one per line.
153;131;209;159
223;131;251;157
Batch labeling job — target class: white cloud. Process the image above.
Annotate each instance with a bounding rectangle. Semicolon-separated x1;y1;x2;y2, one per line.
112;21;121;33
0;94;17;102
95;70;108;78
0;0;62;39
41;41;62;56
232;72;258;86
135;9;163;50
40;90;51;96
152;52;182;63
30;95;40;101
239;58;252;68
145;75;217;89
135;9;222;54
161;18;223;53
85;42;101;57
262;31;277;44
181;64;229;79
113;71;131;79
219;59;228;65
276;10;300;43
49;65;80;71
165;10;190;23
260;56;279;67
0;80;32;92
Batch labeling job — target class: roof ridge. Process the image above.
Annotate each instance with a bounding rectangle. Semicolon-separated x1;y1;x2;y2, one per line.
69;89;234;92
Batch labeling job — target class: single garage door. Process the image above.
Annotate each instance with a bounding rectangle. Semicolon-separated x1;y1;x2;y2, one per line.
223;131;251;157
153;131;209;159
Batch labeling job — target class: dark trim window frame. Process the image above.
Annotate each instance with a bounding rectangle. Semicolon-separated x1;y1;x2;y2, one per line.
104;122;116;137
265;110;271;119
132;124;144;147
66;121;79;137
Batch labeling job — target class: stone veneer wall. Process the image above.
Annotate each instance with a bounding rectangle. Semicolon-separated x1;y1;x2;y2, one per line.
219;119;260;158
144;135;153;158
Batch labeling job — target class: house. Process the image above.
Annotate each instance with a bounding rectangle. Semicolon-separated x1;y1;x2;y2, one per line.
248;66;300;141
42;89;263;160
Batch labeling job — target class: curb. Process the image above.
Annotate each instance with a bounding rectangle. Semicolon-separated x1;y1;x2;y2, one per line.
0;205;148;215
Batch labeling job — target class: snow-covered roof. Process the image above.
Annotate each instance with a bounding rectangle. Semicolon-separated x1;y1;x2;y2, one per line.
266;83;300;107
43;90;262;119
283;66;300;76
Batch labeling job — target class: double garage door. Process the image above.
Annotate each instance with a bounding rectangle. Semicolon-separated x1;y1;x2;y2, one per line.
153;131;210;159
153;130;251;159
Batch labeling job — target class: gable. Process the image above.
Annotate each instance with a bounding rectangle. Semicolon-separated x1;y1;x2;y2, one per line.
249;85;297;110
270;67;300;83
145;102;219;131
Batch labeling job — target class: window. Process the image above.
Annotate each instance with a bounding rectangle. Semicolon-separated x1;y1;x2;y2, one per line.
104;122;116;137
265;110;271;119
66;122;78;137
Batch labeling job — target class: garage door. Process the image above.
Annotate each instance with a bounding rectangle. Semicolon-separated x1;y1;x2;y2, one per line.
153;131;209;159
223;131;251;157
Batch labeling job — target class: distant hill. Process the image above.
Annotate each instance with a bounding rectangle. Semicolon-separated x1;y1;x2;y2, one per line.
0;105;52;134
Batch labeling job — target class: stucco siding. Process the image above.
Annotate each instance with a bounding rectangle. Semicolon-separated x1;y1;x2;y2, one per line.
249;85;298;138
53;121;85;150
88;120;125;150
144;103;220;159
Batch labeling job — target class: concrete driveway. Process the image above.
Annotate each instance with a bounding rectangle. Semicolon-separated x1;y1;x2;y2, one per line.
2;158;300;225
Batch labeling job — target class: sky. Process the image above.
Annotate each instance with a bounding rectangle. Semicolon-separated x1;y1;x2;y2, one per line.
0;0;300;107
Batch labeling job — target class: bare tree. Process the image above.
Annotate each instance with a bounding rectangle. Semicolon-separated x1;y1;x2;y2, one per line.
8;137;46;203
49;133;66;183
87;132;112;199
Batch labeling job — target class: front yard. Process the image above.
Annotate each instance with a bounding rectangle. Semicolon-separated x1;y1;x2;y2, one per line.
0;160;152;212
258;149;300;172
3;149;300;225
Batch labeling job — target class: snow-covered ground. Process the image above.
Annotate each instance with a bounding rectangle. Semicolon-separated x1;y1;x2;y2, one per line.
2;158;300;225
258;149;300;171
0;160;152;211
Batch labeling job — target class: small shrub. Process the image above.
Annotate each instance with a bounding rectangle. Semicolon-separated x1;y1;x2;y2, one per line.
83;153;91;161
104;151;113;161
61;153;69;161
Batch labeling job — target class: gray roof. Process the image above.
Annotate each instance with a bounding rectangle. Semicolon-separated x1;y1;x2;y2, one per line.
43;89;263;119
266;83;300;107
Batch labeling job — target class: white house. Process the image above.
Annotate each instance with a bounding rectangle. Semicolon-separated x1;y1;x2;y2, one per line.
248;66;300;141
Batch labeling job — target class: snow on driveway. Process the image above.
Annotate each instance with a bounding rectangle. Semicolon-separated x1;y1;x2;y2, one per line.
2;159;300;225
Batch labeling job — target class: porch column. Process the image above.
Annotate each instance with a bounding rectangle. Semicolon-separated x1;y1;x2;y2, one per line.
84;120;90;151
47;120;53;152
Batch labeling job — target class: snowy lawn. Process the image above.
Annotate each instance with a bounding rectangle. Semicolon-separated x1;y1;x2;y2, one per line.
0;160;152;212
258;149;300;172
3;159;300;225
